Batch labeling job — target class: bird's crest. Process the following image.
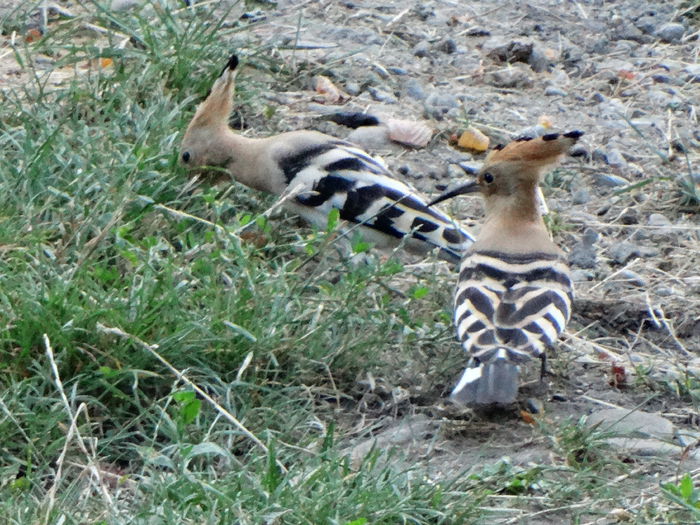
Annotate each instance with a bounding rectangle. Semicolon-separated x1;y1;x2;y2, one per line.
483;131;583;177
189;54;239;130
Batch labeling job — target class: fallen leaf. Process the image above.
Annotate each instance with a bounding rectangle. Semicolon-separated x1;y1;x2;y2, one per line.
457;126;489;151
240;231;268;248
610;362;628;388
24;28;42;43
617;69;635;81
100;58;114;68
537;115;554;129
385;118;433;148
520;410;536;425
313;75;349;104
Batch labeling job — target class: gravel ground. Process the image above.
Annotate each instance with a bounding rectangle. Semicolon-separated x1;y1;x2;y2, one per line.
2;0;699;511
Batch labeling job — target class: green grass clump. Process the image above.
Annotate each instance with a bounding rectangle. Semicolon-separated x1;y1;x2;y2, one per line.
0;2;471;522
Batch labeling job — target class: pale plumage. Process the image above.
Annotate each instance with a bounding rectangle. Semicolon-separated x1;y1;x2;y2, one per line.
430;131;582;405
180;55;474;261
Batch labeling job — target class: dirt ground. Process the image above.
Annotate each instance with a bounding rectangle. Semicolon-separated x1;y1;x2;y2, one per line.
2;0;699;520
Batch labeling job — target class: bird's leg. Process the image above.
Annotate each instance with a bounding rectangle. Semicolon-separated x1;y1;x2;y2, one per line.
539;353;547;380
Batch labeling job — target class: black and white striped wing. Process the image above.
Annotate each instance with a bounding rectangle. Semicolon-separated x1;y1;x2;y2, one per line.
278;140;474;259
454;250;573;364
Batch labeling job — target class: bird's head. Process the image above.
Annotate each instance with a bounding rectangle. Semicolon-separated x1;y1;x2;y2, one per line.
180;54;239;171
429;131;583;208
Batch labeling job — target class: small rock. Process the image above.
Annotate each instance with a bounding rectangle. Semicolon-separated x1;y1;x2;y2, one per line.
387;67;408;76
464;26;490;37
544;86;567;97
587;408;678;457
413;40;431;58
619;270;647;287
403;79;426;101
647;213;672;227
684;64;700;83
635;15;658;35
612;25;649;44
346;125;392;150
367;87;398;104
656;286;678;297
423;92;459;120
608;242;641;264
485;65;534;89
513;124;547;139
592;173;629;187
592;92;606;103
604;148;628;168
655;22;685;44
528;46;550;73
457;162;479;175
111;0;144;9
571;269;595;282
483;38;533;63
619;210;639;225
571;187;591;205
569;228;598;269
436;38;457;54
344;81;361;96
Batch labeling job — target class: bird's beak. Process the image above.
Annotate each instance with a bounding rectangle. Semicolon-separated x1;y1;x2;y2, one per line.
428;181;480;207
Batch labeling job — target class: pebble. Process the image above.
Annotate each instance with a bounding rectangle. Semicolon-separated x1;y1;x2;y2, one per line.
513;124;547;139
423;92;459;120
485;65;533;88
436;38;457;54
344;81;361;96
608;242;641;264
544;86;567;97
111;0;143;9
569;228;598;269
345;125;392;150
619;209;639;225
592;173;629;187
483;38;533;63
464;26;490;37
571;188;591;205
528;46;550;73
413;40;431;58
403;79;426;101
655;23;685;44
367;87;398;104
619;270;647;287
647;213;672;228
571;269;595;282
587;408;680;457
387;67;408;76
603;148;628;168
684;64;700;83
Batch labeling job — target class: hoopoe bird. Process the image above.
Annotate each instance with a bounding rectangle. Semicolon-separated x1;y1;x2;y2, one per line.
180;55;474;261
429;131;582;406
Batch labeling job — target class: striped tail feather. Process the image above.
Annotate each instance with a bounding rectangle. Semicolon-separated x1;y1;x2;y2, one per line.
451;357;520;405
452;250;573;406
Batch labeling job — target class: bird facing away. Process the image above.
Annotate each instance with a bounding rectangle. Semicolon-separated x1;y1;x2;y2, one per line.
180;54;474;261
429;131;582;406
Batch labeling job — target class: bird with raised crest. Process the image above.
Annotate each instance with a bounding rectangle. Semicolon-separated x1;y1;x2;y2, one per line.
180;54;474;261
429;131;582;406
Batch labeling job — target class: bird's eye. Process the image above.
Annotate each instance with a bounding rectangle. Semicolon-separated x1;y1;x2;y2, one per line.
483;172;494;184
182;151;191;163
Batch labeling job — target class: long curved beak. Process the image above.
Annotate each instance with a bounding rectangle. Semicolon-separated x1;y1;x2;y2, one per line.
428;181;480;207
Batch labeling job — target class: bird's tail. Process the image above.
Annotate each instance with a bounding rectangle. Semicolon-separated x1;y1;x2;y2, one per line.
451;358;520;406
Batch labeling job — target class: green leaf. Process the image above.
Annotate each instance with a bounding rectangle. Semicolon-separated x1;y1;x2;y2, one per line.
326;208;340;232
410;286;430;299
680;474;694;502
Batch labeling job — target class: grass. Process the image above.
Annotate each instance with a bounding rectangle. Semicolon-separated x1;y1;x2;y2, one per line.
1;1;699;524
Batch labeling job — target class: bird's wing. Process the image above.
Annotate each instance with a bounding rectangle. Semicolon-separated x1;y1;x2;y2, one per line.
455;250;573;364
278;140;474;258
